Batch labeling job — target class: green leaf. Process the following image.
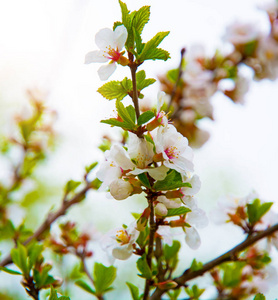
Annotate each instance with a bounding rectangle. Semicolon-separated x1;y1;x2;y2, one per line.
190;259;203;272
75;280;96;295
253;294;266;300
136;254;152;279
167;68;179;83
185;284;205;299
0;266;22;275
221;262;245;288
116;99;136;129
93;263;117;295
113;21;123;31
98;80;128;100
137;111;155;126
138;31;170;62
126;105;136;123
136;70;156;92
134;28;144;55
132;6;150;35
138;173;151;189
164;241;180;262
153;170;192;191
101;118;134;131
167;207;191;217
64;180;81;194
10;243;28;277
85;162;98;174
247;199;273;225
28;243;44;271
126;282;139;300
48;286;71;300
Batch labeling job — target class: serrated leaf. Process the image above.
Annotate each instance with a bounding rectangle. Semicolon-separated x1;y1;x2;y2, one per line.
113;21;123;31
75;280;96;295
247;199;273;225
126;105;136;123
0;266;22;275
85;162;98;174
126;282;139;300
93;263;117;295
137;111;155;126
48;286;71;300
98;81;128;100
138;173;151;189
134;28;144;55
136;254;152;279
101;118;135;131
153;170;192;191
138;32;170;62
132;6;150;35
116;99;136;129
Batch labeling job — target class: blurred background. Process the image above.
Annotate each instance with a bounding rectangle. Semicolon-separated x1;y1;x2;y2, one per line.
0;0;278;299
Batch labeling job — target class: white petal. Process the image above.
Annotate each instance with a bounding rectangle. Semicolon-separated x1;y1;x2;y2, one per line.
110;144;135;170
187;208;208;228
95;28;116;49
112;244;133;260
98;63;117;81
185;227;201;250
114;25;128;50
84;50;109;64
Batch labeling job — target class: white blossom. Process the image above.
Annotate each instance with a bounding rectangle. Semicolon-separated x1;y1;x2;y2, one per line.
224;21;260;45
85;25;128;80
153;124;194;173
185;226;201;249
101;223;139;261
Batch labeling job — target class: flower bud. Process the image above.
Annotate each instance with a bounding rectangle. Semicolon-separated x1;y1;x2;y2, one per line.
155;203;168;217
109;179;133;200
156;280;178;290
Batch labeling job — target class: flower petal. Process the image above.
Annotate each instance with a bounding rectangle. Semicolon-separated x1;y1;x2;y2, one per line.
85;50;109;64
98;63;117;81
114;25;128;50
112;244;133;260
95;28;116;50
185;227;201;250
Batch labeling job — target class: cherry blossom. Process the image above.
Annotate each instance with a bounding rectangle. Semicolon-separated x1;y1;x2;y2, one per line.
101;223;139;260
153;124;194;173
85;25;128;80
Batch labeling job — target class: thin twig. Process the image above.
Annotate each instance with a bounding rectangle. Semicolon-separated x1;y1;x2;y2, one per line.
150;223;278;299
0;182;93;267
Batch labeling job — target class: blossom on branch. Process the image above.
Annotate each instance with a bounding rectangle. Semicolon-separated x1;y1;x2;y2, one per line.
85;25;128;80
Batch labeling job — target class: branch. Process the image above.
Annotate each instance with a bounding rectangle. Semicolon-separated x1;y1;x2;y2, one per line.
0;181;93;268
150;223;278;299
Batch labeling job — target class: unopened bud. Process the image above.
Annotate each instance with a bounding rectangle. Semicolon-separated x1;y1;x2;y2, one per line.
110;179;133;200
156;280;178;290
155;203;168;217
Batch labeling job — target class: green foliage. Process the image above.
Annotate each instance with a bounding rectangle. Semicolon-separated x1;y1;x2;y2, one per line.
85;162;98;174
137;111;155;126
247;198;273;226
136;226;149;248
48;286;71;300
0;220;15;240
221;262;245;288
97;71;155;101
166;207;191;217
138;173;151;189
75;280;96;295
93;263;117;295
98;80;129;101
136;254;152;279
64;180;81;194
253;294;266;300
153;170;192;191
185;284;205;299
167;289;181;300
167;68;179;84
137;32;170;62
164;241;180;270
190;258;203;272
126;282;140;300
11;242;29;277
0;266;22;275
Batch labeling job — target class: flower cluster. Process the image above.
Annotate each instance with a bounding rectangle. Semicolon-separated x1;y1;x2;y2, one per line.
96;92;208;258
158;1;278;148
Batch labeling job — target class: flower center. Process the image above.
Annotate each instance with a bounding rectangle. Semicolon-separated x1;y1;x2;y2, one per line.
165;146;179;160
105;46;121;62
115;229;130;244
